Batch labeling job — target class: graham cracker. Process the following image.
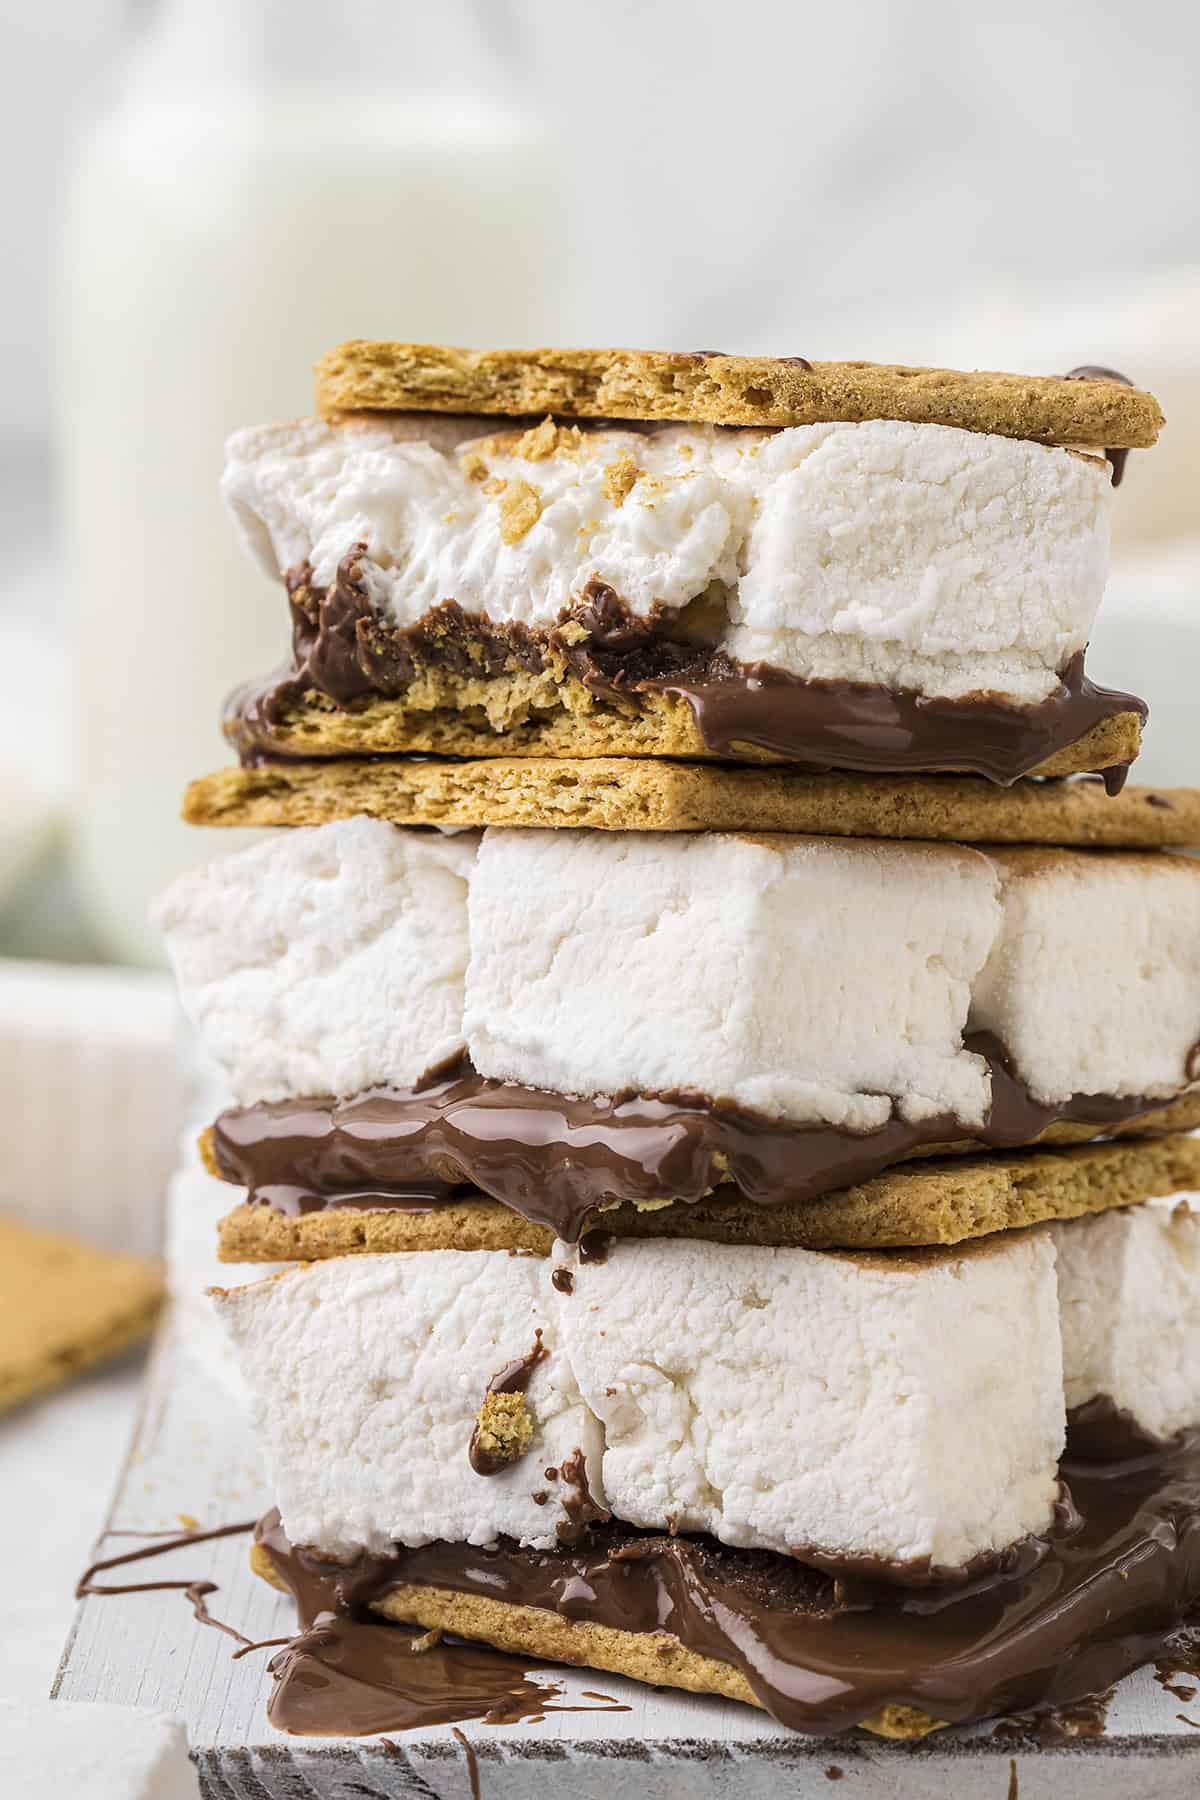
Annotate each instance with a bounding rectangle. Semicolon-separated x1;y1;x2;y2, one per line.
315;343;1162;449
227;669;1144;777
216;1126;1200;1262
0;1216;163;1414
181;757;1199;847
249;1542;938;1739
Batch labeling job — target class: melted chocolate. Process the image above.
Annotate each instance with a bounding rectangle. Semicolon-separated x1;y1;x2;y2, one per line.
211;1037;1173;1244
1067;1394;1173;1462
258;1428;1200;1737
226;549;1144;787
468;1331;547;1475
75;1521;259;1647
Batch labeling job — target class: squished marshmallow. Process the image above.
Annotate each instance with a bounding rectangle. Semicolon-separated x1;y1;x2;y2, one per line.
152;819;477;1104
555;1234;1063;1569
1053;1194;1200;1441
216;1232;1064;1571
971;850;1200;1102
223;414;1110;705
466;830;1001;1131
213;1251;602;1559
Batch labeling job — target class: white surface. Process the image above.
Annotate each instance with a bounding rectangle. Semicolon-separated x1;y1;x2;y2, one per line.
0;1697;198;1799
226;414;1110;704
0;959;184;1254
214;1250;601;1559
1055;1193;1200;1437
0;1358;144;1703
154;821;477;1104
1090;539;1200;787
557;1233;1063;1567
52;1327;1200;1798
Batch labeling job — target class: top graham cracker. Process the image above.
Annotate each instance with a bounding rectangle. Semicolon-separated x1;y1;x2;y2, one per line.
314;343;1163;447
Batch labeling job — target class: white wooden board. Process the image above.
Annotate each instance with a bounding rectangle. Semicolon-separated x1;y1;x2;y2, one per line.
53;1314;1200;1797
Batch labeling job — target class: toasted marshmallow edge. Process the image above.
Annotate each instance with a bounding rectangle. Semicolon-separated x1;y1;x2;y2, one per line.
212;1251;602;1560
151;818;478;1105
1053;1193;1200;1441
215;1231;1062;1572
0;1700;196;1800
159;823;1200;1123
222;414;1110;704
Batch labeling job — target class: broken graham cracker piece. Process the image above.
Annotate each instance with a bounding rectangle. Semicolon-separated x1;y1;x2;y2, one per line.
216;1128;1200;1262
315;343;1163;449
0;1215;163;1413
248;1541;941;1739
470;1390;534;1473
180;755;1200;849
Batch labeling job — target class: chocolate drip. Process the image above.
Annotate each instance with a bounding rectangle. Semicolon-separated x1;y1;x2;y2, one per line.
555;1447;611;1545
211;1041;1174;1244
75;1520;259;1648
258;1428;1200;1737
225;557;1145;788
467;1331;547;1476
1063;366;1136;486
1067;1394;1173;1462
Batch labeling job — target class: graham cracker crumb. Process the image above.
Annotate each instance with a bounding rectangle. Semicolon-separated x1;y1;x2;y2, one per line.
603;454;640;507
460;450;489;483
473;1390;534;1469
498;479;544;544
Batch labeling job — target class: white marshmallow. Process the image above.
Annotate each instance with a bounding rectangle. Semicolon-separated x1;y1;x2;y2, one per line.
556;1234;1063;1568
0;1700;197;1800
223;415;1110;705
466;830;1002;1131
213;1251;603;1559
1053;1194;1200;1440
152;819;477;1104
971;850;1200;1102
217;1234;1063;1570
160;825;1200;1132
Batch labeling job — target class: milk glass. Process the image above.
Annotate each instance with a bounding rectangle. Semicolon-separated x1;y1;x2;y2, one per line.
61;0;569;963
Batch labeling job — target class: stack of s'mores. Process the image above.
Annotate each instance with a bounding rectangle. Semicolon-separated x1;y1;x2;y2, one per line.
156;345;1200;1738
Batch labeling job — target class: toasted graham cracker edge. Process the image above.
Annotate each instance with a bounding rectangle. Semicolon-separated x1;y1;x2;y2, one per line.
215;1123;1200;1262
224;670;1145;781
180;751;1197;851
0;1218;164;1415
314;343;1162;449
248;1542;938;1739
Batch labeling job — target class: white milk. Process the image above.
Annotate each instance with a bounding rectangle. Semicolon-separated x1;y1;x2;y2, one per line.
60;4;569;964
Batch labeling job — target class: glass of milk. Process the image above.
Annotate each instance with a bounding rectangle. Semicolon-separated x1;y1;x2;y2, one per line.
60;0;571;964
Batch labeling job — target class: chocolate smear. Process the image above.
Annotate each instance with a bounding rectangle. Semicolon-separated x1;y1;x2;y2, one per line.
212;1038;1176;1244
75;1520;258;1647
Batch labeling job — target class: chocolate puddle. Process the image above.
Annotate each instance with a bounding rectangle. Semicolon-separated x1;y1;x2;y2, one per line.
211;1037;1176;1243
226;544;1144;787
257;1427;1200;1737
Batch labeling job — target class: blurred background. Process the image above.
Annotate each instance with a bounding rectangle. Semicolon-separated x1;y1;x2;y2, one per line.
0;0;1198;1710
2;0;1199;972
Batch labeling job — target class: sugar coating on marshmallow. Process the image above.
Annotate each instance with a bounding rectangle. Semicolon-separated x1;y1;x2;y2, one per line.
1053;1195;1200;1440
971;851;1200;1102
213;1251;602;1558
0;1700;197;1800
152;819;477;1104
466;829;1002;1130
223;415;1110;704
555;1234;1063;1568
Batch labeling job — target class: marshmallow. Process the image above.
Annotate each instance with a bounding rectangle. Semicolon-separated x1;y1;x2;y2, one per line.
213;1250;602;1559
556;1234;1063;1569
223;414;1110;704
466;829;1001;1130
1053;1194;1200;1440
216;1233;1063;1571
0;1700;197;1800
152;819;477;1104
160;825;1200;1131
972;850;1200;1102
